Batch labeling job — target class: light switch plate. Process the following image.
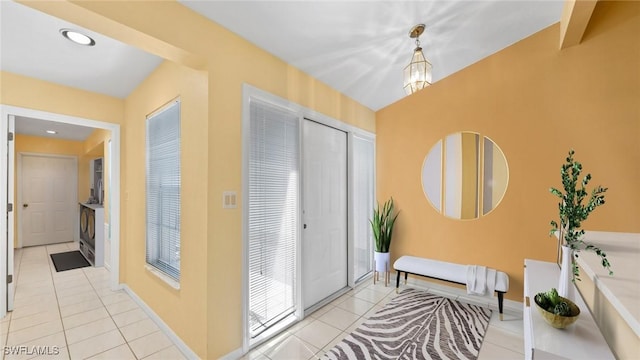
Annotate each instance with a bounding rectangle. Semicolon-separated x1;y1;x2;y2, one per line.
223;191;237;209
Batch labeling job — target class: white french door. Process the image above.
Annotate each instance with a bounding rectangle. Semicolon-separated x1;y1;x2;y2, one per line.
302;119;348;309
242;85;375;352
352;135;375;282
20;154;77;247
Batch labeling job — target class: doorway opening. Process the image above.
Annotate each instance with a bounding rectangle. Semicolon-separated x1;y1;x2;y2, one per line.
0;105;122;318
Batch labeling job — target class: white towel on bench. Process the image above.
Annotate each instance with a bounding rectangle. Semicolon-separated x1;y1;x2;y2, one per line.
466;265;497;297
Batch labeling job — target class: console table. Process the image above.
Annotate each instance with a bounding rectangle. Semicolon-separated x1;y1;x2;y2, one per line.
523;259;613;359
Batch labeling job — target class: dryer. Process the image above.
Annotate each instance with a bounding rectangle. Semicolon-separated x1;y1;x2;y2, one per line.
79;203;104;266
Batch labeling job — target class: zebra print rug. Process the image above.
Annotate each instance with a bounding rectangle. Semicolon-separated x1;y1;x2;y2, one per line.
323;288;492;360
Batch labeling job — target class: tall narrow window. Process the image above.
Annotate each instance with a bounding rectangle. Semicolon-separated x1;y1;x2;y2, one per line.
353;135;375;281
248;99;299;339
146;100;181;282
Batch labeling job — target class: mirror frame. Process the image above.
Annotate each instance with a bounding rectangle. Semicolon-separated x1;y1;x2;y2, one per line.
421;131;509;220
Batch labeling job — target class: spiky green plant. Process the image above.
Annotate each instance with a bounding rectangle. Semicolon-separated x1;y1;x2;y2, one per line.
549;149;612;281
370;198;400;253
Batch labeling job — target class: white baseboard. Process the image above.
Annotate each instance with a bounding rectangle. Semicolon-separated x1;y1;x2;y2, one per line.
122;285;200;360
219;348;243;360
402;276;523;315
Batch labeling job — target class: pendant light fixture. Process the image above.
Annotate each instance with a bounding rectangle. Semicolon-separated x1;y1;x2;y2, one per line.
403;24;432;95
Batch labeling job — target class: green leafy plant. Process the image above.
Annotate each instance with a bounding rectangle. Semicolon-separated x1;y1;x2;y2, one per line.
370;198;400;253
535;288;573;316
549;149;612;281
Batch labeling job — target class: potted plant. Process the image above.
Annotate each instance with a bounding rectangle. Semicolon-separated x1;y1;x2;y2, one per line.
370;198;399;285
549;149;613;299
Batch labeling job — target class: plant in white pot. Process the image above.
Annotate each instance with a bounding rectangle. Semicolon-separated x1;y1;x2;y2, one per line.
370;198;399;286
549;149;613;300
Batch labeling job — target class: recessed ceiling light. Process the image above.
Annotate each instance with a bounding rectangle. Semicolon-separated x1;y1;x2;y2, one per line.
46;130;57;134
60;28;95;46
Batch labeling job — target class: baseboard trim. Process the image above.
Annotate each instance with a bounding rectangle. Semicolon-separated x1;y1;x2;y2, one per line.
122;285;199;360
219;348;243;360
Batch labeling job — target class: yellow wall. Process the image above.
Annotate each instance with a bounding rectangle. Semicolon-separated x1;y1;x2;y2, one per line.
13;135;84;246
19;2;376;357
0;72;124;125
376;1;639;302
122;60;209;357
9;1;369;357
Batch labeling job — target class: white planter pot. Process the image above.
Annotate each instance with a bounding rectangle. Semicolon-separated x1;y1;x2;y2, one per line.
558;245;576;301
374;251;390;273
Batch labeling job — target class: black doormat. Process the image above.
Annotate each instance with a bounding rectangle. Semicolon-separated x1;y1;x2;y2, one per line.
50;251;91;272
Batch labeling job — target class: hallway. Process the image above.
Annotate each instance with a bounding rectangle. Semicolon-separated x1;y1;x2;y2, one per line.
1;243;185;359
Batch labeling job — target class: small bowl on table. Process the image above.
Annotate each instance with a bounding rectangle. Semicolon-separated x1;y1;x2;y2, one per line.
534;295;580;329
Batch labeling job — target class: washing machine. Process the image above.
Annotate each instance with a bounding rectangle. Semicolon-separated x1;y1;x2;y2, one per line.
79;204;96;265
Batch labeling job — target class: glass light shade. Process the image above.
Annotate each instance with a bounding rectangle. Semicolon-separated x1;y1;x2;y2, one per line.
403;47;432;95
60;29;96;46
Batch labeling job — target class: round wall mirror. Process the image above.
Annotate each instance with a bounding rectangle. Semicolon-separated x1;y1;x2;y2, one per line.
422;132;509;220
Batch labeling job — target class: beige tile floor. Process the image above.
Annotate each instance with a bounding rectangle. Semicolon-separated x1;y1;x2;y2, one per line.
243;280;525;360
1;242;187;360
2;244;524;360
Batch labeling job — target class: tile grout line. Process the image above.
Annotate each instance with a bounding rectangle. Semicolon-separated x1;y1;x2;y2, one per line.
84;265;139;360
49;247;74;359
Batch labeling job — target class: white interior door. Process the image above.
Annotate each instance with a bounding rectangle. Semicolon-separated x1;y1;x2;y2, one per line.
303;120;348;309
21;155;77;247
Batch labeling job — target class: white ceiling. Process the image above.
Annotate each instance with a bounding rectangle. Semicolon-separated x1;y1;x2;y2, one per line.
180;0;564;110
0;0;564;120
15;116;96;141
0;0;163;140
0;1;163;99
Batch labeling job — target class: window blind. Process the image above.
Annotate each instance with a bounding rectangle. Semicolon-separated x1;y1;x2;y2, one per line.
353;136;375;281
248;99;299;338
146;100;181;282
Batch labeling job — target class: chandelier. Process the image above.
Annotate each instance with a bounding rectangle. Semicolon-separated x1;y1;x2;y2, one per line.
403;24;432;95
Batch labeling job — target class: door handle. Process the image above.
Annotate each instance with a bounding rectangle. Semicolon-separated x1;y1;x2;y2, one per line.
23;204;28;208
303;224;307;229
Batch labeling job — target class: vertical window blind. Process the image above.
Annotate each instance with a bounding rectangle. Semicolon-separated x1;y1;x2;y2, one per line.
248;99;299;338
146;100;181;282
353;136;375;281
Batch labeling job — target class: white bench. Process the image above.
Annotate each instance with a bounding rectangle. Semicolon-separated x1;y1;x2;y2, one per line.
393;255;509;318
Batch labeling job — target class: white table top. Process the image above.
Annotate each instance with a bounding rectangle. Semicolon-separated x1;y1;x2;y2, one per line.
525;259;614;360
575;231;640;337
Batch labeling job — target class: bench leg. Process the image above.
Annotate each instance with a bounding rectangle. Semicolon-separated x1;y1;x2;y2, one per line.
498;292;504;321
396;271;401;294
404;272;408;285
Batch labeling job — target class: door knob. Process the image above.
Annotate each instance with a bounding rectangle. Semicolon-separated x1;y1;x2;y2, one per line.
23;204;28;208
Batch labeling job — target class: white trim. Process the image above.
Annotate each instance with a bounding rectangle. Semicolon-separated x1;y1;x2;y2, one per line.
240;84;376;354
242;85;375;139
122;285;198;360
0;104;122;321
6;115;15;311
144;264;180;290
241;85;250;354
219;348;243;360
0;112;8;318
17;152;78;248
103;222;111;271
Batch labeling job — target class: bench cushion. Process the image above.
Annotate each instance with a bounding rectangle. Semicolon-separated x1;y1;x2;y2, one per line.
393;256;509;292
